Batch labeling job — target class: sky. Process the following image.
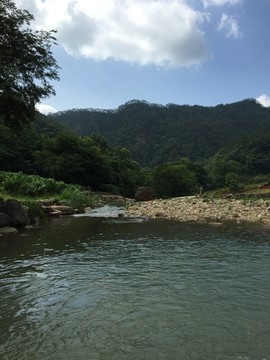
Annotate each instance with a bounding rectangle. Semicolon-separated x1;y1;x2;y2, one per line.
14;0;270;114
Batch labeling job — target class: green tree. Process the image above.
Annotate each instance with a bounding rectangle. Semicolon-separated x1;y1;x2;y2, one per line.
225;172;243;192
108;147;143;196
35;132;111;188
207;155;240;188
150;162;197;198
0;0;59;126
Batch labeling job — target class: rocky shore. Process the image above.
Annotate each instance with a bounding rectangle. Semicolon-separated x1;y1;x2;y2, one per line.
128;196;270;225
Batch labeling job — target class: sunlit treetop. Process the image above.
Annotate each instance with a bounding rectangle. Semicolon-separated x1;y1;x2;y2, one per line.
0;0;60;127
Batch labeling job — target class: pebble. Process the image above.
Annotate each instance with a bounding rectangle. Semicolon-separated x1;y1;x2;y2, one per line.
128;196;270;225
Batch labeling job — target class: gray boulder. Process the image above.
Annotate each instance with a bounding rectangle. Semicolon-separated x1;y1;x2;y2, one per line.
2;199;29;228
135;186;154;201
0;213;10;227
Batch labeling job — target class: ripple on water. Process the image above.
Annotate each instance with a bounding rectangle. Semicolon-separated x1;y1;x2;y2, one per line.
0;218;270;359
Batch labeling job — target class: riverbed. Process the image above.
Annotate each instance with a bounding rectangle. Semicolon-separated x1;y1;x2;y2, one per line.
0;209;270;359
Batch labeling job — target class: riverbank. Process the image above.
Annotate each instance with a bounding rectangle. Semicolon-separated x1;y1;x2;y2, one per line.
128;196;270;225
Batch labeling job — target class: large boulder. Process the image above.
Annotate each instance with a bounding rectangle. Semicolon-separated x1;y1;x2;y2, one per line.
2;199;29;228
0;213;10;227
135;186;154;201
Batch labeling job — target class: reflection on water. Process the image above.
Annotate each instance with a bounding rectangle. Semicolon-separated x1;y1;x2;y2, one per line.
0;215;270;360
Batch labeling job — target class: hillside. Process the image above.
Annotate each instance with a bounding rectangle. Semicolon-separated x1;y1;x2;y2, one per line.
49;99;270;167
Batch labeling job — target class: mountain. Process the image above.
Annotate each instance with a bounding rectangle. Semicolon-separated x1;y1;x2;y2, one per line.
49;99;270;167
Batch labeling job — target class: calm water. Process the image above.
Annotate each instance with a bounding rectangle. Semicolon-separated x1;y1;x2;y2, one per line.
0;208;270;360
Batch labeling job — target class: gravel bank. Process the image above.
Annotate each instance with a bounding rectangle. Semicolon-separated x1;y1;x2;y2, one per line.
128;196;270;225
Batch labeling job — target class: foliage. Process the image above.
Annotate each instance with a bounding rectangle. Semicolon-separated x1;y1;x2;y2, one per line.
35;132;142;196
0;114;143;197
0;171;98;212
59;186;96;211
206;156;240;188
0;171;67;196
50;99;270;166
1;97;270;198
150;161;197;198
225;173;243;192
0;0;59;126
206;133;270;188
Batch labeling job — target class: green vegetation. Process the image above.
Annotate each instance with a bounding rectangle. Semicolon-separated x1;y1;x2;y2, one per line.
0;0;59;126
146;158;206;198
0;171;67;196
0;118;143;197
1;114;269;201
50;99;270;167
206;134;270;189
58;186;97;211
0;171;97;209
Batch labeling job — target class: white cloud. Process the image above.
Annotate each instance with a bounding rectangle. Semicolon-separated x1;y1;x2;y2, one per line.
36;104;57;115
14;0;211;68
256;94;270;108
217;13;241;38
202;0;241;7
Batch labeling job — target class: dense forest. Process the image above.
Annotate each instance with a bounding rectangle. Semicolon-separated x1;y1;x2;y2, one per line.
0;115;143;197
50;99;270;167
1;99;269;198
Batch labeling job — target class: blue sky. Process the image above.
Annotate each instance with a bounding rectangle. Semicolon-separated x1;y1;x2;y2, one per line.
15;0;270;113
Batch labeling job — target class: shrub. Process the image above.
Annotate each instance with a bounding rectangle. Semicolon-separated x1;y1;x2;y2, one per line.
225;173;243;192
0;171;67;196
150;163;197;198
59;186;97;211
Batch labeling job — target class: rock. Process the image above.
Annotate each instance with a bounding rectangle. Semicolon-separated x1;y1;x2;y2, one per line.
39;198;59;206
1;199;28;228
51;205;74;215
0;213;10;227
135;187;154;201
48;210;61;217
99;194;131;206
0;226;19;234
128;196;270;225
41;205;54;214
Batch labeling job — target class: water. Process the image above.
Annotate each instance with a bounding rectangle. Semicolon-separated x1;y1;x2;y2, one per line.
0;207;270;360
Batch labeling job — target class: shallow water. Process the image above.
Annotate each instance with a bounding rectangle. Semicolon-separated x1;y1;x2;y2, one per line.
0;210;270;360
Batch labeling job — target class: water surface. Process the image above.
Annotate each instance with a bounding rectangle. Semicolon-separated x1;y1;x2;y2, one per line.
0;211;269;360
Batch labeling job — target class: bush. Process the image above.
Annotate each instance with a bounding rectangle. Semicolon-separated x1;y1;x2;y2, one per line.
0;171;67;196
225;173;243;192
150;162;197;198
59;186;97;211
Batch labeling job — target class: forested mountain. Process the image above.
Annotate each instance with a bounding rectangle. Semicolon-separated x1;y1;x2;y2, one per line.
1;101;269;198
50;99;270;166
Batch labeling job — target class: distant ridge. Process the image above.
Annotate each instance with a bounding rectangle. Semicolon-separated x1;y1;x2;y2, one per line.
49;99;270;166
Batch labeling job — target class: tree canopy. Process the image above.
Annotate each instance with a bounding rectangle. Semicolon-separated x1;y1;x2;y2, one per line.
51;99;270;166
206;133;270;187
0;0;59;126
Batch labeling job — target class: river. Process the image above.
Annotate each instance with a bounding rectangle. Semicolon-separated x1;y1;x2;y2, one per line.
0;206;269;360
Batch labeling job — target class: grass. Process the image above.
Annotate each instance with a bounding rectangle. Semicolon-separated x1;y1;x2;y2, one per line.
0;171;98;215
